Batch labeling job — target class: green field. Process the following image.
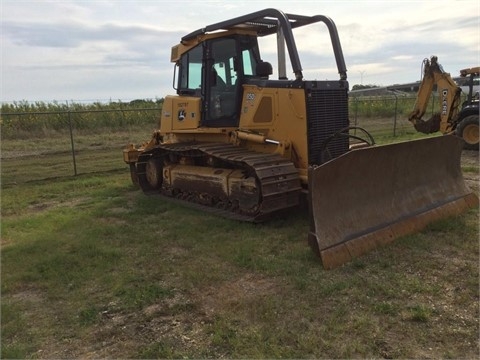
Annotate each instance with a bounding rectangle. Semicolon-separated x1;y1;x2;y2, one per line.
1;101;479;358
2;150;479;358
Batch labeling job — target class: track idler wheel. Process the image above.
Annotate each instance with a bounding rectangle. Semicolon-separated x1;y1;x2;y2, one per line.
145;158;163;189
129;163;139;186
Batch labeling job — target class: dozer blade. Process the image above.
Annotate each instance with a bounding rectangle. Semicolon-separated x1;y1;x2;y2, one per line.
308;135;479;269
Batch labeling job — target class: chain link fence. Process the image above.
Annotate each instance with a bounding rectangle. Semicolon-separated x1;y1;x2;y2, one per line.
1;107;161;185
349;92;442;139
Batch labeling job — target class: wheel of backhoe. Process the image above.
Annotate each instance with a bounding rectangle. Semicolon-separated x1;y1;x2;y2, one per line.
456;115;479;150
145;158;163;189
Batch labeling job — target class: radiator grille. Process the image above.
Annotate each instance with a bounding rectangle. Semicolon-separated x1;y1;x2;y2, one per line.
306;83;349;165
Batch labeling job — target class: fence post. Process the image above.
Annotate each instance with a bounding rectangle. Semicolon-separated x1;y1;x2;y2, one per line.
66;101;78;176
353;96;358;136
393;93;398;137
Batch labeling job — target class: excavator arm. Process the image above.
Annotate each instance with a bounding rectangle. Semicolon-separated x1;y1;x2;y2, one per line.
408;56;462;134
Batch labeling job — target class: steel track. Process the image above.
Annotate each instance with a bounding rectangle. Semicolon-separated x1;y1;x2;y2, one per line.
135;142;302;222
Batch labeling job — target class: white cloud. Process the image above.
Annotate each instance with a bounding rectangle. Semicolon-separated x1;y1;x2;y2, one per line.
1;0;479;101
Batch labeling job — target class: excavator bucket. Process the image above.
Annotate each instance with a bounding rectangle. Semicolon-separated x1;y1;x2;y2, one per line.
308;135;478;269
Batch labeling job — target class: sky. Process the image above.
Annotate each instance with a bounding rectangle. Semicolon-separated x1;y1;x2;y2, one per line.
1;0;479;103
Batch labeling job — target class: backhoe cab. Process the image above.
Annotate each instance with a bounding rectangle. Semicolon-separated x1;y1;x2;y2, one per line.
124;9;478;269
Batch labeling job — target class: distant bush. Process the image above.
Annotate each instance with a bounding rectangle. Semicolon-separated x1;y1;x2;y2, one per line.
349;95;418;118
1;92;466;140
1;99;163;139
349;92;470;119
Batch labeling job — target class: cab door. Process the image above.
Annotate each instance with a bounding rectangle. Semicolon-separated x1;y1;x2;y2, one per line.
202;37;241;127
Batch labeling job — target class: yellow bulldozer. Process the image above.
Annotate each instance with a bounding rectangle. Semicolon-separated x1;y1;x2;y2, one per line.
123;9;478;269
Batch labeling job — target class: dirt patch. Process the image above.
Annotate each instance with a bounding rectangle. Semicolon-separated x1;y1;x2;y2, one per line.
74;293;209;358
10;287;45;304
197;273;281;316
50;273;283;359
461;150;479;194
26;197;92;214
1;237;13;249
1;149;46;160
461;150;479;167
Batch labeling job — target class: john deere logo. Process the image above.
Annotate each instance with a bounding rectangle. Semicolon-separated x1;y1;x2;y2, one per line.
178;109;186;121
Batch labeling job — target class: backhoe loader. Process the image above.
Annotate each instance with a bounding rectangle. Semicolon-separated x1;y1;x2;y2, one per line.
408;56;479;150
123;9;478;269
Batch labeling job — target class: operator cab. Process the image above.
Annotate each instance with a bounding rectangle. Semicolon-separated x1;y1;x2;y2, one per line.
175;34;267;128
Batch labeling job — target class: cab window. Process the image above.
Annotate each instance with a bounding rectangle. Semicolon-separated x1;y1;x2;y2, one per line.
178;44;202;93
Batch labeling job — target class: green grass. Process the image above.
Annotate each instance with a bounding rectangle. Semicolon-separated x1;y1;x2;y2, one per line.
1;164;478;358
1;105;478;358
1;126;154;185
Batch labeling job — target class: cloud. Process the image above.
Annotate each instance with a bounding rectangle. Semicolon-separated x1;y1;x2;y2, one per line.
3;19;183;71
3;19;180;49
1;0;479;101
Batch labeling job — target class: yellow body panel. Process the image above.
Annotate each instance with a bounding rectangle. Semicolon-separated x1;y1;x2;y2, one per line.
171;29;258;62
160;95;234;144
160;95;202;132
156;86;310;182
238;85;309;172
